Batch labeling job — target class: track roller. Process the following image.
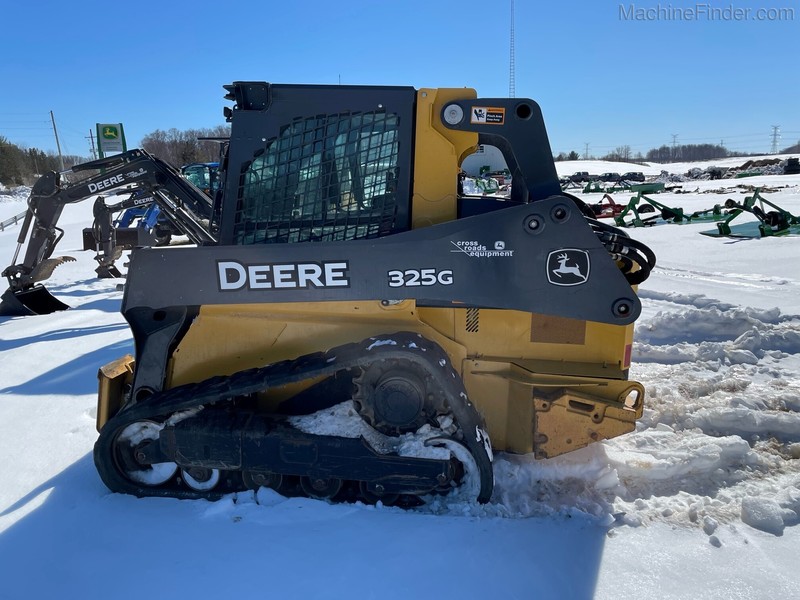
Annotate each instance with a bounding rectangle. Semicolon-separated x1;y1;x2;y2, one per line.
300;476;343;499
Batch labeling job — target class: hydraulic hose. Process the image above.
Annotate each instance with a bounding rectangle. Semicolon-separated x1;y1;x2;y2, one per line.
562;192;656;285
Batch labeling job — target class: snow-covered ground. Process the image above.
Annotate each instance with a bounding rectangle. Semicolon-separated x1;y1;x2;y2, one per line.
1;163;800;599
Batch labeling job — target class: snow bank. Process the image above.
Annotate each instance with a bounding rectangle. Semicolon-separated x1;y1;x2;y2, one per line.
0;184;30;202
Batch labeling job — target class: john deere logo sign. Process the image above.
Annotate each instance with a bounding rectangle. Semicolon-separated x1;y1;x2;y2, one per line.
102;125;119;140
96;122;126;156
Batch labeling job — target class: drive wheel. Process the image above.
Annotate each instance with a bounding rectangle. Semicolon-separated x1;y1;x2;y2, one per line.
353;359;447;435
113;420;177;486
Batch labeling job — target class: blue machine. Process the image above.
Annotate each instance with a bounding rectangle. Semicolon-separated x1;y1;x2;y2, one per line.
112;163;219;246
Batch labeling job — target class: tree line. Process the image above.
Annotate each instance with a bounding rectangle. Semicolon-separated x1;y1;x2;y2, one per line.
140;125;230;168
783;141;800;153
643;143;729;163
0;137;86;186
555;142;799;164
0;125;231;187
3;127;797;187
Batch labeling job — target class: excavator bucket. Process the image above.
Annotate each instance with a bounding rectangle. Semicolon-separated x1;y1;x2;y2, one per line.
0;255;76;315
0;285;70;316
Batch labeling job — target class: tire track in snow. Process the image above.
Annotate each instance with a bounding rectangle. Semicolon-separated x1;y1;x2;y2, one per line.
652;265;797;291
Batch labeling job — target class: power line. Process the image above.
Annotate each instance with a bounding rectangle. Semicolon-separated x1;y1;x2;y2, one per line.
0;121;51;125
508;0;515;98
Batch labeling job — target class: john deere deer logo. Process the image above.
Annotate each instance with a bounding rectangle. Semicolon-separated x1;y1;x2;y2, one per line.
102;126;119;139
547;249;590;286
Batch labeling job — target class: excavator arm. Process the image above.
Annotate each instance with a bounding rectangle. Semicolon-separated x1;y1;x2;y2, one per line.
82;191;161;279
0;149;217;316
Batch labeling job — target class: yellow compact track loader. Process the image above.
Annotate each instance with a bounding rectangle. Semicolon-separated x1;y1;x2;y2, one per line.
3;82;655;505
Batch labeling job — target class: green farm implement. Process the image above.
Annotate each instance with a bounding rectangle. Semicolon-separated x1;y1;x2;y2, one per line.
700;190;800;238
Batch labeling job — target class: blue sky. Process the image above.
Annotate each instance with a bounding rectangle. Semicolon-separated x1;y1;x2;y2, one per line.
1;0;797;160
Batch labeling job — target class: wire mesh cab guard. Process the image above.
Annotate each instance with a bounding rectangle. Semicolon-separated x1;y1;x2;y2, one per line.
219;83;416;246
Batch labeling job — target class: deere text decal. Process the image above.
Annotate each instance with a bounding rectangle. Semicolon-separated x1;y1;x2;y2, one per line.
217;260;350;290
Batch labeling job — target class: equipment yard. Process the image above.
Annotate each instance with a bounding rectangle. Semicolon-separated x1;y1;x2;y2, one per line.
2;158;799;599
1;0;797;592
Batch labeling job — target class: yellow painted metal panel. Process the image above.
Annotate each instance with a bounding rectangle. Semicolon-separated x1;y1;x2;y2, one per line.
411;88;478;229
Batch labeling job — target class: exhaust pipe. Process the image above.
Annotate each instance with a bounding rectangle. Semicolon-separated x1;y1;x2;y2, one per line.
0;285;70;316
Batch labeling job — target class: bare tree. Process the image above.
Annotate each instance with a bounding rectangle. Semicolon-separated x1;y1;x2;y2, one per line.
141;125;230;167
645;143;729;163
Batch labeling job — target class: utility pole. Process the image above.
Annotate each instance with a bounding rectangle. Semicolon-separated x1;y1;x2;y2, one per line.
770;125;780;154
584;142;589;160
87;128;98;160
509;0;515;98
49;110;65;171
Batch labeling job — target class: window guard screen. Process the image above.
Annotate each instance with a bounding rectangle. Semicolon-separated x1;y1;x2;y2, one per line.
234;111;400;244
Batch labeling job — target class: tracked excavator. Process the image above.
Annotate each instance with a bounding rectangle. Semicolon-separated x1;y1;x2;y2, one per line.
2;82;656;505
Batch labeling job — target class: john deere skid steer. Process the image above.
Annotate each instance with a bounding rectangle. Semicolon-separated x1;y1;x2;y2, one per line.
4;82;656;505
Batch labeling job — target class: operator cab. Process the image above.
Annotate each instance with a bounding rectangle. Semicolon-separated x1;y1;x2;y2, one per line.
181;162;220;197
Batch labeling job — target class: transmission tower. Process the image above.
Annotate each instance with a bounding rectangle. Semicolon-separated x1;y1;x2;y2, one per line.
770;125;781;154
509;0;515;98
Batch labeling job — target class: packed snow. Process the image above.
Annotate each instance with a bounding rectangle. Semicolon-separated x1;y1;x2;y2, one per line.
1;159;799;599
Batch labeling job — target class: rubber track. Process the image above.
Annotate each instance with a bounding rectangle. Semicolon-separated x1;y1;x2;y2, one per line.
94;332;495;503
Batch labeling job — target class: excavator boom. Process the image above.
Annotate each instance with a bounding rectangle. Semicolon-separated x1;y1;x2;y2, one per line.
0;149;215;315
